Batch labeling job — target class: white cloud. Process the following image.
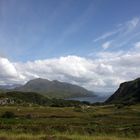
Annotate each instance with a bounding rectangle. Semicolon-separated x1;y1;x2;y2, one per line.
134;41;140;49
0;45;140;96
102;41;112;49
93;29;121;42
127;17;139;29
93;17;140;43
0;57;18;77
0;57;25;85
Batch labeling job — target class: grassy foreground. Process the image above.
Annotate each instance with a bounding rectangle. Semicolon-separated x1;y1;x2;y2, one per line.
0;104;139;140
0;133;139;140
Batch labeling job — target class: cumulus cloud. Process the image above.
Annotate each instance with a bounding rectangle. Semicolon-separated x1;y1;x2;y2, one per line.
0;45;140;95
0;57;25;85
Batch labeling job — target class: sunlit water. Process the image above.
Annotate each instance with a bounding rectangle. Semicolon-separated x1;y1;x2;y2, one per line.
66;96;109;103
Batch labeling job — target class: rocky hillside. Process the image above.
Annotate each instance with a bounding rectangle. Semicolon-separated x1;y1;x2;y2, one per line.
106;78;140;104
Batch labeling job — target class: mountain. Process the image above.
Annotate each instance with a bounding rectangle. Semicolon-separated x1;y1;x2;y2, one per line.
14;78;94;99
106;78;140;104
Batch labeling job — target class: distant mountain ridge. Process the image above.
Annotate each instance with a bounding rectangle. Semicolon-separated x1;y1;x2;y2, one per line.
0;84;21;90
106;78;140;104
14;78;94;99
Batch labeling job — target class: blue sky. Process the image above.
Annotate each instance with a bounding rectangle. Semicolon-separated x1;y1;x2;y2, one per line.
0;0;140;61
0;0;140;93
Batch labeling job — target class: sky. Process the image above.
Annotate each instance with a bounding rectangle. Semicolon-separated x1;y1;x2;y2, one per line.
0;0;140;95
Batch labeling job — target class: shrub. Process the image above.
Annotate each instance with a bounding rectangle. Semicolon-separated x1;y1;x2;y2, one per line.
25;114;32;119
1;111;15;118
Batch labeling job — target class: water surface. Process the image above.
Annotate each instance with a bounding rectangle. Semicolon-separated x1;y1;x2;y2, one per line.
66;96;108;103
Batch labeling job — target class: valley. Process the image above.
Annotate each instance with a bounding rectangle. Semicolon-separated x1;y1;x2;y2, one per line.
0;78;140;140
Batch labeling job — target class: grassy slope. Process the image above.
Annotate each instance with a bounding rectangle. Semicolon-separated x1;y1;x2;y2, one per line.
0;91;89;107
0;104;139;139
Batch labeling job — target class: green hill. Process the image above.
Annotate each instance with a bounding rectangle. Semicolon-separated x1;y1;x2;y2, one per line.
0;91;52;105
0;91;90;107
